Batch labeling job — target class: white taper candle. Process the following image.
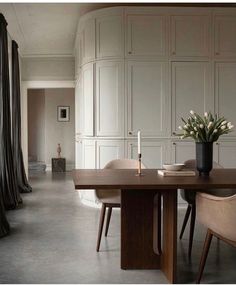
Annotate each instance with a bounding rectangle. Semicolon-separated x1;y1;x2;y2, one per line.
137;130;141;154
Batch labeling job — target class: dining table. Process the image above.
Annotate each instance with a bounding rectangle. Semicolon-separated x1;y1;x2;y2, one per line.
72;168;236;284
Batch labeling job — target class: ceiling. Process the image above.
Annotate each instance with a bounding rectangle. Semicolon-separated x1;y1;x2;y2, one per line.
0;3;115;57
1;3;234;58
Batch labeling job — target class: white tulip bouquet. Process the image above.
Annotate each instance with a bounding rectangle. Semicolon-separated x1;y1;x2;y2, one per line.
177;111;234;142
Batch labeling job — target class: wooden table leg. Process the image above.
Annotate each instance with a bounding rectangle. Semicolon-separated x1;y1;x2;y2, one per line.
161;190;177;283
121;189;161;269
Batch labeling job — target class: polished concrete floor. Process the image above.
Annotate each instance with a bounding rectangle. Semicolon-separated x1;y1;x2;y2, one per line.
0;172;236;284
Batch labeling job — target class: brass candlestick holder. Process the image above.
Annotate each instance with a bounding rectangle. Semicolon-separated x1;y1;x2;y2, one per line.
136;153;144;176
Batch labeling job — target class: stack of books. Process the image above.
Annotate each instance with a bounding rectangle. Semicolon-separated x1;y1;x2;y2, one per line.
157;169;196;176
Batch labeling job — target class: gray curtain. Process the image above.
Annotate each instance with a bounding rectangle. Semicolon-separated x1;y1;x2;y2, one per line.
0;13;22;209
12;40;32;193
0;179;10;237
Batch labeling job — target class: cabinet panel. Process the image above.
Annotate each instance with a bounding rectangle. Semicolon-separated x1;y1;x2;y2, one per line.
97;140;125;169
82;140;96;169
215;63;236;137
216;142;236;168
81;18;95;64
215;16;236;57
96;61;124;137
172;62;211;134
75;78;83;136
82;63;94;136
171;141;218;164
127;61;167;137
171;141;195;164
127;15;166;57
96;15;123;58
171;15;209;57
75;140;83;169
128;141;166;168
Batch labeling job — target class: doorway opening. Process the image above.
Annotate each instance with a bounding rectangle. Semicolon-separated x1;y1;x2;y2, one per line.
27;88;75;173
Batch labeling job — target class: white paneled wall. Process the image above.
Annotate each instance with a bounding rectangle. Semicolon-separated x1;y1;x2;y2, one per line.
74;6;236;205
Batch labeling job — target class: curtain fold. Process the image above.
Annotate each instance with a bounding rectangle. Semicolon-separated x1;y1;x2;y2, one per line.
0;13;22;209
12;40;32;193
0;180;10;237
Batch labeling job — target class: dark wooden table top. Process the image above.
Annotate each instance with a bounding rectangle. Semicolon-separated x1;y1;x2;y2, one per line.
72;169;236;190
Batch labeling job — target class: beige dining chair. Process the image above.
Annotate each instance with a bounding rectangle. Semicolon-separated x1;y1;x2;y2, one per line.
196;192;236;283
95;159;146;252
179;159;236;258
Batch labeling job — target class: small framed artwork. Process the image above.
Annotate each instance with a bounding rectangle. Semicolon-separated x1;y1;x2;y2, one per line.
57;106;70;122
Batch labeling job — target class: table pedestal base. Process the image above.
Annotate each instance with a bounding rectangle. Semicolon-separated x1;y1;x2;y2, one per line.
121;189;177;283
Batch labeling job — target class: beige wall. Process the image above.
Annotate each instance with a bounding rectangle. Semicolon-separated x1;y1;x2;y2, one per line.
28;89;45;162
44;88;75;169
27;88;75;170
22;57;75;81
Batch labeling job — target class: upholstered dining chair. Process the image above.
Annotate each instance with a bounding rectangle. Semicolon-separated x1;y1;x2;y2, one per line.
179;159;236;258
196;193;236;283
95;159;146;252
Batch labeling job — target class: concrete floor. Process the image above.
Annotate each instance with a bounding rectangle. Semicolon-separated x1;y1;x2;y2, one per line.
0;172;236;284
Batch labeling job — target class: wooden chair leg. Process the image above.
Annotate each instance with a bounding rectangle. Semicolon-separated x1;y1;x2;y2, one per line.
105;207;112;237
188;203;196;258
96;204;106;252
196;229;213;284
179;204;192;239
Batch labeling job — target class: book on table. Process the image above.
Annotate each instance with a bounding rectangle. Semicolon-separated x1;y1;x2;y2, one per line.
157;169;196;176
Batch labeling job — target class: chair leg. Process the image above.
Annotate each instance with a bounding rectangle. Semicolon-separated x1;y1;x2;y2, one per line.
105;207;112;237
96;204;106;252
179;204;192;239
196;229;213;284
188;203;196;259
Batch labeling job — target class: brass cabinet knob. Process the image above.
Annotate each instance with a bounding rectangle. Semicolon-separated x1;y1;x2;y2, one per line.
216;142;219;145
172;132;176;135
128;131;132;135
172;51;176;55
173;142;176;145
128;51;132;54
215;52;220;55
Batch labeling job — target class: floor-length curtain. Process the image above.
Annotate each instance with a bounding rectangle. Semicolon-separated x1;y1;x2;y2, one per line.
0;13;22;209
12;40;32;193
0;179;10;237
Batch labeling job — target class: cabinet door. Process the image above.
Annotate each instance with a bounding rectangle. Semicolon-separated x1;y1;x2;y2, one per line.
214;16;236;57
81;63;94;136
128;141;166;168
126;15;166;57
171;15;210;57
96;61;124;137
127;61;167;137
75;140;83;169
172;62;211;134
171;141;195;164
216;142;236;168
75;78;83;136
96;15;123;58
96;140;125;169
215;63;236;137
171;141;218;164
81;18;95;64
82;140;96;169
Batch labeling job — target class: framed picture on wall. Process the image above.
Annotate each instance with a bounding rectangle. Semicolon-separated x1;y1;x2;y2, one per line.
57;106;70;122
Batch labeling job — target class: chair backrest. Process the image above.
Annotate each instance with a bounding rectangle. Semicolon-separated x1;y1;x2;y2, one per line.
95;159;146;202
180;159;223;203
104;158;146;170
184;159;223;169
197;193;236;242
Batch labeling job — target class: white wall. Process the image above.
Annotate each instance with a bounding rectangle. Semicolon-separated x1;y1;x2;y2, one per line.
21;56;75;81
27;88;75;170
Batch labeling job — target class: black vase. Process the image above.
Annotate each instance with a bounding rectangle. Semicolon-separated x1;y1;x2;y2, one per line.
196;142;213;176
